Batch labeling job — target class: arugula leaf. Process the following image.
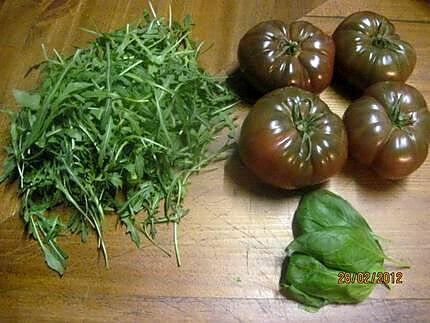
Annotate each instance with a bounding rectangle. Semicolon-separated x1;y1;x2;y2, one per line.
41;243;67;275
12;89;41;110
121;216;141;248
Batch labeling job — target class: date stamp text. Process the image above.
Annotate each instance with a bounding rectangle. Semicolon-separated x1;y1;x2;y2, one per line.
338;272;404;285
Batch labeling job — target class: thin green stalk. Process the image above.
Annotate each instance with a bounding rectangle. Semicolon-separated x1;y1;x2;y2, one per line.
173;222;181;266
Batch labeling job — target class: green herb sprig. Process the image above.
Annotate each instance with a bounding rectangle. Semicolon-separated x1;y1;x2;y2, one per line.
0;9;237;275
280;189;409;311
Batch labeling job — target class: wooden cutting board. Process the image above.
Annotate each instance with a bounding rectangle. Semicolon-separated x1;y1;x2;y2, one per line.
1;0;430;321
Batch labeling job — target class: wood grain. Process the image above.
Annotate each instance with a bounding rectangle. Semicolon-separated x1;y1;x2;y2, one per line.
1;0;430;322
306;0;430;22
1;297;429;322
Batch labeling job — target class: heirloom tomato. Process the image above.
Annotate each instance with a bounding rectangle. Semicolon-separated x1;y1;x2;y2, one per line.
238;20;335;94
239;87;347;189
333;11;416;90
343;81;430;179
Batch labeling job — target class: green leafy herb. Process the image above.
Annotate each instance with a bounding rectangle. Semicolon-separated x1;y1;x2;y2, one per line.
292;189;373;237
280;190;408;311
280;254;383;309
0;10;237;275
287;227;385;273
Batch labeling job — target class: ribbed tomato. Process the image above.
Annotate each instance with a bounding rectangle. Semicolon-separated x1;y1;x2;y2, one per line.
333;11;416;90
343;81;430;179
238;20;335;94
239;87;348;189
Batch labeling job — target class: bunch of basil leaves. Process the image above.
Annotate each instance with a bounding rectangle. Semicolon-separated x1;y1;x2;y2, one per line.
280;189;404;310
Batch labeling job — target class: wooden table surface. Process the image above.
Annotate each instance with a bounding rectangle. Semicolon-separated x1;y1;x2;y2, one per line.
1;0;430;322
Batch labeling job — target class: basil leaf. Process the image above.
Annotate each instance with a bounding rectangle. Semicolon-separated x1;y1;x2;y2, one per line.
281;189;407;311
280;254;381;309
286;227;385;272
281;283;326;310
292;189;372;238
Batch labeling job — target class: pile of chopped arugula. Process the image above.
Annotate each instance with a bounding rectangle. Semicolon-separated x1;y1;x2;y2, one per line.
0;9;237;275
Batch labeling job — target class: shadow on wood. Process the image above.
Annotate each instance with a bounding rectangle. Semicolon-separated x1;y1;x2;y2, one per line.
223;149;325;201
339;158;403;194
226;67;261;106
330;70;363;101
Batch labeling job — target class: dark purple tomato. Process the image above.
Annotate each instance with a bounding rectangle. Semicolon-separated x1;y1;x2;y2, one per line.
343;81;430;179
239;87;348;189
333;11;416;91
238;20;335;94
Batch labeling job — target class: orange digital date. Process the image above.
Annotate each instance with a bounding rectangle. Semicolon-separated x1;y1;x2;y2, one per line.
337;271;404;284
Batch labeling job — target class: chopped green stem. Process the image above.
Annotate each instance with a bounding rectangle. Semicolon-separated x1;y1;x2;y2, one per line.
291;98;322;160
300;133;313;161
372;36;391;49
389;94;414;129
372;34;403;53
278;39;300;57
